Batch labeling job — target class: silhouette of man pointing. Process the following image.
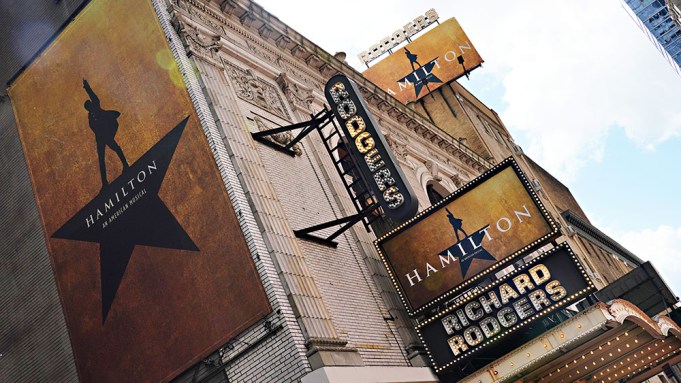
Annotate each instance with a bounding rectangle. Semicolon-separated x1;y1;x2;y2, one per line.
83;79;129;190
404;47;421;72
445;208;468;242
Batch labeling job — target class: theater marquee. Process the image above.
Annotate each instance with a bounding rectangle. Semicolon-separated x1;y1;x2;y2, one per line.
375;158;558;315
417;243;594;374
8;0;270;382
362;17;483;104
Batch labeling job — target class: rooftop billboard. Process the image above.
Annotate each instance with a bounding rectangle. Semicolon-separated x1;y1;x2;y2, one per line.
7;0;270;381
362;17;483;104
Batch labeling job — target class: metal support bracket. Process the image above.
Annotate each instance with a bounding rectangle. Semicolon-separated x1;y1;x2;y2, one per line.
251;109;333;156
251;106;382;247
293;205;379;248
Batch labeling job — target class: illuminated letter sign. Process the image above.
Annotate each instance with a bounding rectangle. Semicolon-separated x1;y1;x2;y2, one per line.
358;9;439;65
416;243;594;374
375;158;559;315
325;74;418;223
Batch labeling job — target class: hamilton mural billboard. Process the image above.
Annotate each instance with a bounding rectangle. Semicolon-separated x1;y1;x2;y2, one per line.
7;0;270;382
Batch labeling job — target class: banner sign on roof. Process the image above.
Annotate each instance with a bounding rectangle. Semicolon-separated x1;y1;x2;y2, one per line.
362;18;483;104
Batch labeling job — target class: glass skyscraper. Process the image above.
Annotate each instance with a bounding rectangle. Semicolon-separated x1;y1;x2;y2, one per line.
623;0;681;75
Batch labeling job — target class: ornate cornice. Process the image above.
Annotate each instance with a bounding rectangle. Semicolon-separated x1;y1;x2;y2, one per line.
169;0;324;93
174;0;492;174
656;315;681;338
607;299;663;338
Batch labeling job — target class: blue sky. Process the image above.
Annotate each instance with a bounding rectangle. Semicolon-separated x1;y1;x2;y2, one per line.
255;0;681;296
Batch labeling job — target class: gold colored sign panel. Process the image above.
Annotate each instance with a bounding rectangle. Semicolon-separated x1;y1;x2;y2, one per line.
8;0;270;382
375;159;558;315
362;18;484;104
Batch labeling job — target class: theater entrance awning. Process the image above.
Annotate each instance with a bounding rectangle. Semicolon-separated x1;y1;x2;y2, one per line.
460;299;681;383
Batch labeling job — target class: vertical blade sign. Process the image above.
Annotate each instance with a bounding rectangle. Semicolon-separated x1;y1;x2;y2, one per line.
324;74;418;223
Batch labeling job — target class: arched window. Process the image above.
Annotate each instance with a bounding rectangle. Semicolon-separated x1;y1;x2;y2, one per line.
426;181;449;205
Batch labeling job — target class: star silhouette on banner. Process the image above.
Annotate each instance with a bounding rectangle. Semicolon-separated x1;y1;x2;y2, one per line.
397;58;443;98
439;224;496;279
457;227;496;278
52;116;198;322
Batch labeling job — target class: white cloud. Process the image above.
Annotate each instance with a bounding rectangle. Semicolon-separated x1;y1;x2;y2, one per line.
257;1;681;183
616;225;681;299
449;1;681;181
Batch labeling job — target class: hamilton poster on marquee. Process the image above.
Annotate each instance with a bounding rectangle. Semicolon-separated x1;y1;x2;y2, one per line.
7;0;270;382
375;158;559;316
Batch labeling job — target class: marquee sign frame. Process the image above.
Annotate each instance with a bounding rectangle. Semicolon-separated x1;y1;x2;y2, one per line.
375;158;560;316
416;242;594;374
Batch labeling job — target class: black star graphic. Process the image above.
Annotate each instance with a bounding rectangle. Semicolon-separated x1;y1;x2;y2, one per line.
52;116;198;322
456;226;496;278
398;58;443;98
438;224;496;279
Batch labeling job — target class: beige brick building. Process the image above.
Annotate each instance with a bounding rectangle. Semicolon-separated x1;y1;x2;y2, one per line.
158;0;659;381
2;0;678;382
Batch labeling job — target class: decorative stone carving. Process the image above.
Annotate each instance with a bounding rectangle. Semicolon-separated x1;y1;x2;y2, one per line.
252;116;302;156
275;35;292;49
276;73;313;112
258;24;274;39
377;100;392;112
386;135;408;160
425;160;442;181
305;54;322;67
219;0;236;13
244;39;277;66
451;174;464;188
223;60;291;120
239;11;257;27
290;45;308;59
176;23;221;60
176;0;225;36
318;63;336;77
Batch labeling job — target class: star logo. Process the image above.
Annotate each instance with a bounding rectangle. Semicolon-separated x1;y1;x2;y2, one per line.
398;48;443;98
52;117;198;322
441;208;496;278
454;227;496;278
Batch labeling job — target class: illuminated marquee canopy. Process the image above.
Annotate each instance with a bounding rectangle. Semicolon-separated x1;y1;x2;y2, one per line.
460;299;681;383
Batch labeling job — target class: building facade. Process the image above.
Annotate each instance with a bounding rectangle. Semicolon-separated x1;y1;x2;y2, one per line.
623;0;681;75
1;0;679;382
